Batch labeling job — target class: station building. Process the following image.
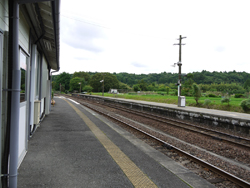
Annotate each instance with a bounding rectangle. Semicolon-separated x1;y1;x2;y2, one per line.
0;0;60;186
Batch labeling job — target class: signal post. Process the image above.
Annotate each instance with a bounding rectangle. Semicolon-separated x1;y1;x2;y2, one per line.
174;35;186;107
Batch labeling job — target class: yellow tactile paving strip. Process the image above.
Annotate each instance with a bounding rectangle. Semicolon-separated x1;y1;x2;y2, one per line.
65;99;158;188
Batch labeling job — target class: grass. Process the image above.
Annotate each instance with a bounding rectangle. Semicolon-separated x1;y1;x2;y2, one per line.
92;92;247;113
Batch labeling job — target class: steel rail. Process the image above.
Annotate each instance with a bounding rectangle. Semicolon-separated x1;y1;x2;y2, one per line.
100;102;250;150
76;100;250;188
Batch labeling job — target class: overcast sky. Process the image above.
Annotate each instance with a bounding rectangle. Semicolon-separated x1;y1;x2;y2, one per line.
59;0;250;75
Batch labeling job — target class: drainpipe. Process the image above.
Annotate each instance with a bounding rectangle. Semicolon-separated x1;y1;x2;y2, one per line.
9;1;20;188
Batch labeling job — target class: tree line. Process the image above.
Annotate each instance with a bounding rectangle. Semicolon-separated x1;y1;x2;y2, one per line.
52;70;250;95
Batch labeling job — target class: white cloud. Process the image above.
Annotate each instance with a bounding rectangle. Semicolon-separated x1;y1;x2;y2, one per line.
58;0;250;75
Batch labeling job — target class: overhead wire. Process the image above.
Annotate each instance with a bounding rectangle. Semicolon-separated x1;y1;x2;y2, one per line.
61;14;169;40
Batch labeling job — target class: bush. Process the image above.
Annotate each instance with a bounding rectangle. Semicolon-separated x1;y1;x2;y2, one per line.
207;94;217;97
221;97;230;105
192;83;201;105
204;99;211;108
240;99;250;112
83;85;93;93
235;94;244;98
157;91;166;95
158;92;165;96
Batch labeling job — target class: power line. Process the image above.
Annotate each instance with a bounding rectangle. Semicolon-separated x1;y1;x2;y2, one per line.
61;14;169;40
61;15;110;29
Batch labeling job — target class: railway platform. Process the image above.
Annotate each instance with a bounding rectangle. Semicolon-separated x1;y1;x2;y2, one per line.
18;97;215;188
73;94;250;135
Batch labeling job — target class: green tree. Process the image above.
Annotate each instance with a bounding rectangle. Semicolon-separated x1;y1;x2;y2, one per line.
157;84;169;92
147;84;156;91
69;77;85;92
138;79;148;91
119;82;131;90
166;87;170;95
244;78;250;93
133;84;141;92
72;71;91;83
192;83;201;105
183;73;194;96
82;85;93;93
89;73;119;92
55;72;71;91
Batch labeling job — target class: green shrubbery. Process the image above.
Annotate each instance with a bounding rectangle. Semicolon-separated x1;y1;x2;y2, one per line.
207;93;217;97
240;99;250;112
221;97;230;105
235;94;244;98
204;99;211;108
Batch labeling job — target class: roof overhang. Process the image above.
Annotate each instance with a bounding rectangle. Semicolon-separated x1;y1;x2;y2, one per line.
19;0;60;71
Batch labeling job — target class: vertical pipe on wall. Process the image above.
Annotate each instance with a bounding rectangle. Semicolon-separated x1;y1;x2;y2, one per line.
29;45;37;133
9;1;20;187
0;29;3;188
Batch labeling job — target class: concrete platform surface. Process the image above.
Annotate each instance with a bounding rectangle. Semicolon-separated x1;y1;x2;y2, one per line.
18;97;215;188
74;94;250;134
81;94;250;121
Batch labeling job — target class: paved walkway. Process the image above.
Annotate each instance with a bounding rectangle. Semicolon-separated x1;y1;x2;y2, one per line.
18;97;214;188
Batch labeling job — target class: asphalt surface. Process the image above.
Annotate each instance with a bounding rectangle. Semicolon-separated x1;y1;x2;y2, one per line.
18;97;214;188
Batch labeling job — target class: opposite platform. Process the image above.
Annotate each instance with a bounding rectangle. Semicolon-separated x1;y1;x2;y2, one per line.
73;94;250;135
18;97;214;188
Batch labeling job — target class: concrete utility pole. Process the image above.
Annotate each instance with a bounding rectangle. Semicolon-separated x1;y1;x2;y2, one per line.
174;35;186;96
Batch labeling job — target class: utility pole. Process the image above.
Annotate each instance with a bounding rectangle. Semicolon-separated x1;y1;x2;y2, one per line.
79;82;81;93
174;35;186;107
174;35;186;96
102;75;104;96
100;73;106;96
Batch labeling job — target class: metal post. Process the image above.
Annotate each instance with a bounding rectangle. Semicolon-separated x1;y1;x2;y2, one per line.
79;82;81;93
0;27;3;187
174;35;186;107
178;36;182;96
102;75;104;96
9;1;20;187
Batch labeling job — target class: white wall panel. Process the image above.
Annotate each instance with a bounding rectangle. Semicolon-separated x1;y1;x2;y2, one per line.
0;0;9;31
18;103;27;167
41;56;48;98
40;98;44;116
19;12;29;52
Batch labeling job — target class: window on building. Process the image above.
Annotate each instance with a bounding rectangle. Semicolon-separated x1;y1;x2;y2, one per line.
20;50;28;103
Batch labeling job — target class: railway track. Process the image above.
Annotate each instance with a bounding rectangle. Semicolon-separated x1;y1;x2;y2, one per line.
99;102;250;150
61;95;250;187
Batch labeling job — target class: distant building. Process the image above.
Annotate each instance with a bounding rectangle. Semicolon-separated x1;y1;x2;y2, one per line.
0;0;60;187
110;89;119;94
